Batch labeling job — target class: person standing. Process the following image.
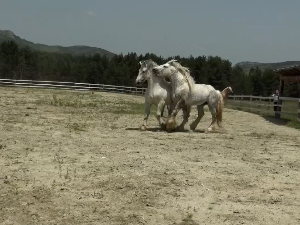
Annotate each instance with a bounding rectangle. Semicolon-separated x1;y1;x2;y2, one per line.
272;89;280;112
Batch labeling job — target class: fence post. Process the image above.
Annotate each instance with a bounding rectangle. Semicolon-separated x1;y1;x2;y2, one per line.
258;96;261;114
275;98;282;119
250;96;253;112
298;99;300;122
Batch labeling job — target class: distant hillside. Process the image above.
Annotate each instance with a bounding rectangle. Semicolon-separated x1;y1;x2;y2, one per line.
0;30;116;58
235;61;300;73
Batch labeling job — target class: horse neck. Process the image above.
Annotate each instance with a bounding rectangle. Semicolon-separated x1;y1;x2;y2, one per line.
146;74;161;94
170;72;186;89
179;71;194;92
149;74;165;87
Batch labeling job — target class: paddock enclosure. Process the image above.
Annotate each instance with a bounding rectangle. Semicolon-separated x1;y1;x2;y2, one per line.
1;87;300;225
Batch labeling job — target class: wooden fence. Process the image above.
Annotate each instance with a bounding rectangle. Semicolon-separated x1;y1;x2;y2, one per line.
0;79;146;95
227;95;300;121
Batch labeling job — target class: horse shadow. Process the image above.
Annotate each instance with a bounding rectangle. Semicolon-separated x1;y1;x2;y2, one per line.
125;127;207;133
125;127;163;132
169;214;200;225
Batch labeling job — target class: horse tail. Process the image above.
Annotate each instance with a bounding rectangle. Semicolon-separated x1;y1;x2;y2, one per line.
216;91;224;127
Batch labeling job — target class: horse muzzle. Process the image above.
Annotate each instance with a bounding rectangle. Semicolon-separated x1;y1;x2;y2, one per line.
135;79;145;86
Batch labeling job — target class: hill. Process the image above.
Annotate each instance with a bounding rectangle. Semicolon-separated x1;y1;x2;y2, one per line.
0;30;116;58
235;61;300;73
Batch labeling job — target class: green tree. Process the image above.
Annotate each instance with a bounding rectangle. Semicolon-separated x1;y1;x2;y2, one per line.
261;68;279;96
230;65;245;94
249;67;263;96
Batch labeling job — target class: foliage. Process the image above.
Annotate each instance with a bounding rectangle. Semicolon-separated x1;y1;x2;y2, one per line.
0;40;298;97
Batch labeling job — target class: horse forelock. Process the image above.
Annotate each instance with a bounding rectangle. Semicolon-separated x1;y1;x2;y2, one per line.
143;59;158;69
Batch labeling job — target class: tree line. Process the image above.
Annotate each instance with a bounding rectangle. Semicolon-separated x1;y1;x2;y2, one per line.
0;40;299;97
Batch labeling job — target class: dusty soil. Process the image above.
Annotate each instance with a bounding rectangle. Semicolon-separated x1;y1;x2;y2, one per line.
1;87;300;225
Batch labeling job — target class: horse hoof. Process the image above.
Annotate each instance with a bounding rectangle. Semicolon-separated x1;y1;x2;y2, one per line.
140;125;147;131
166;121;176;132
176;126;185;132
207;127;214;132
190;126;196;131
160;122;167;131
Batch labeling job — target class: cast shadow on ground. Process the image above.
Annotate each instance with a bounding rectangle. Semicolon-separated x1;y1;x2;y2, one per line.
171;214;200;225
125;127;207;133
262;115;290;126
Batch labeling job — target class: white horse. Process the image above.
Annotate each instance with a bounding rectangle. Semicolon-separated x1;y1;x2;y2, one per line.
152;60;224;132
135;59;174;131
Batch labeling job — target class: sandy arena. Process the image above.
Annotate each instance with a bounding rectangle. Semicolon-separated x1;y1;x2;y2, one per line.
0;87;300;225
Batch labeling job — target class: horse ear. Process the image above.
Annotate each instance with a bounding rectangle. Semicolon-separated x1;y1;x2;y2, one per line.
139;61;143;66
167;59;178;64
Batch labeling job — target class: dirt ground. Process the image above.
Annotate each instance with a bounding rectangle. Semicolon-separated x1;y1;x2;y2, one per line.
1;87;300;225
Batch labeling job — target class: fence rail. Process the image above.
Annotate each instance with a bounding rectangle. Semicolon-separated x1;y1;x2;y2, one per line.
0;79;147;95
227;95;300;122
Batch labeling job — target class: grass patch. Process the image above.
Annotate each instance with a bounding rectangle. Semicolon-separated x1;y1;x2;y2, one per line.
287;118;300;130
35;92;157;115
36;93;106;108
9;87;164;117
226;100;300;130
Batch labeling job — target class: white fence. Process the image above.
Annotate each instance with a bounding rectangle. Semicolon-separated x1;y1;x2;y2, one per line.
0;79;147;95
1;79;299;121
227;95;300;121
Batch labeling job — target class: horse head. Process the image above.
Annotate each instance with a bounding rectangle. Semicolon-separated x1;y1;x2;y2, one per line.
136;59;158;85
152;62;176;79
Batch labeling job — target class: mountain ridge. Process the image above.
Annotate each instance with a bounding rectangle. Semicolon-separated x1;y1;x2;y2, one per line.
235;61;300;73
0;30;116;58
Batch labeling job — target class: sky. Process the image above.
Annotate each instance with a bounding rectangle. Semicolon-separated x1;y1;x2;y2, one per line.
0;0;300;64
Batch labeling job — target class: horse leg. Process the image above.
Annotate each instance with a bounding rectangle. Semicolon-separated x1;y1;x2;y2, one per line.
207;103;217;132
190;104;205;131
167;105;172;116
155;101;167;130
160;104;165;117
140;102;151;131
177;105;191;131
166;99;184;132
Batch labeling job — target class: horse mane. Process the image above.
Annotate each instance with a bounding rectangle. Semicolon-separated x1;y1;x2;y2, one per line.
143;59;158;69
167;60;195;91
